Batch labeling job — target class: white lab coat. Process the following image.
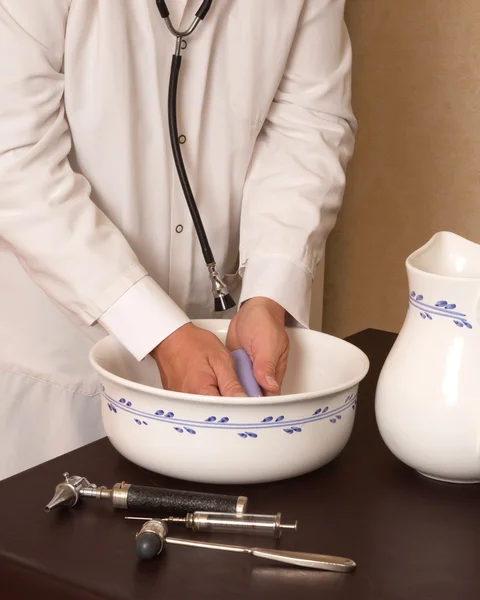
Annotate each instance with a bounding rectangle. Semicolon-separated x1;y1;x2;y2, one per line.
0;0;355;480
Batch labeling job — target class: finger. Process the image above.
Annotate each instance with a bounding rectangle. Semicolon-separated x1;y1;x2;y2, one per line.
226;321;240;352
275;347;289;387
214;354;247;398
186;369;221;397
246;323;287;394
195;384;220;397
264;350;289;397
253;355;280;394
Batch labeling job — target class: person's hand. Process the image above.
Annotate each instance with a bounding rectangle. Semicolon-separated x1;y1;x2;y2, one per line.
226;297;290;396
152;323;246;397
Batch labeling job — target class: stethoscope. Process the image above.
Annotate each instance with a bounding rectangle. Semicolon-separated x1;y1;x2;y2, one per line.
156;0;235;312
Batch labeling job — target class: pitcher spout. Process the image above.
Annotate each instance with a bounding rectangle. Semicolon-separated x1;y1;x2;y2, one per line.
407;231;480;280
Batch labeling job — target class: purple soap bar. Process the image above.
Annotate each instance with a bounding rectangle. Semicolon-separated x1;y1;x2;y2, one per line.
231;348;263;397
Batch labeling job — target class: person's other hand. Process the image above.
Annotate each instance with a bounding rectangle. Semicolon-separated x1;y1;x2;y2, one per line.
226;297;290;396
152;323;246;397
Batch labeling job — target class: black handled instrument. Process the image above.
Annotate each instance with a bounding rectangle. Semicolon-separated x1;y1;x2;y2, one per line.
44;473;248;516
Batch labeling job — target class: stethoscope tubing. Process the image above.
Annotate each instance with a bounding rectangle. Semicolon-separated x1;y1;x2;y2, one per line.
157;0;235;310
167;54;215;266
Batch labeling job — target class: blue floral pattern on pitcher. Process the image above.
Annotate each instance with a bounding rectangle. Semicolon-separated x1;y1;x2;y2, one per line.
409;292;473;329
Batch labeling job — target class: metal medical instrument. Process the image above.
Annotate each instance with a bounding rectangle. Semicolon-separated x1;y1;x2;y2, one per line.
126;511;298;538
134;519;356;572
156;0;235;312
44;473;248;515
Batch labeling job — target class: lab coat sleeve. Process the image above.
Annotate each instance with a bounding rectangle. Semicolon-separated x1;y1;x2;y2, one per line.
238;0;356;327
0;0;189;360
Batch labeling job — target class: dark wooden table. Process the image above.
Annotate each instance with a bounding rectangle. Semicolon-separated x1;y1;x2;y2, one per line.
1;329;479;600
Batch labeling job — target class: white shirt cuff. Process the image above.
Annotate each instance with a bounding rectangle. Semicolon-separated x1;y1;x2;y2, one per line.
98;276;190;361
239;257;312;329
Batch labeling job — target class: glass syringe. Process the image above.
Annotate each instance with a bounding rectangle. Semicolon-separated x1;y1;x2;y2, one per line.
126;511;298;538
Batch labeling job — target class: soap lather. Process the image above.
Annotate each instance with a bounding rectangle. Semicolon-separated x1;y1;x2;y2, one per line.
231;348;263;397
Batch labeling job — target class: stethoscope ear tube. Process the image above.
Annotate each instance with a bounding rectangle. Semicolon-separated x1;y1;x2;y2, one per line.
195;0;213;20
157;0;212;20
156;1;169;19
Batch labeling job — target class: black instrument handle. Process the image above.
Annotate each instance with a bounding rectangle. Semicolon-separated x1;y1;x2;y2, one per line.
126;485;246;515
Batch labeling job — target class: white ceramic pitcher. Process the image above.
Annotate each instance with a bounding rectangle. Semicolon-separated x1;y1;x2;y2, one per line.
375;231;480;483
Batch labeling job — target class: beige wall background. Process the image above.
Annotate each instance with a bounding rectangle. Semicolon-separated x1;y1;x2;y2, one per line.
319;0;480;338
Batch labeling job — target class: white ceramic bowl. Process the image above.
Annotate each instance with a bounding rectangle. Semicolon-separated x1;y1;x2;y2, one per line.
89;320;369;484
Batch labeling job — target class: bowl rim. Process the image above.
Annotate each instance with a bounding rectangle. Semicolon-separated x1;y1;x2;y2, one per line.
89;326;370;406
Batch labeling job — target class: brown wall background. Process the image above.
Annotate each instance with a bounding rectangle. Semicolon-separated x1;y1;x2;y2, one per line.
319;0;480;338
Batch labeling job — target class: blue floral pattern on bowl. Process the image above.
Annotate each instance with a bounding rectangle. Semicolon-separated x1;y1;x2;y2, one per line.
409;292;473;328
102;387;357;439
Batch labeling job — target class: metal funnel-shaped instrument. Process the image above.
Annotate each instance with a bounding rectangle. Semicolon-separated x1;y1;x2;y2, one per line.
44;473;93;512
